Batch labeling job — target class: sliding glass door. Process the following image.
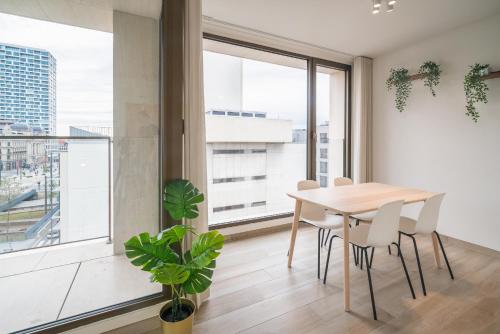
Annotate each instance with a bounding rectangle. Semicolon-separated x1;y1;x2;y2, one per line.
315;64;348;187
202;35;351;227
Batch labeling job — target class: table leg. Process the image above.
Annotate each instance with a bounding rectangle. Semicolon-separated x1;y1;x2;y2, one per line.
343;213;350;311
287;200;302;268
432;233;442;268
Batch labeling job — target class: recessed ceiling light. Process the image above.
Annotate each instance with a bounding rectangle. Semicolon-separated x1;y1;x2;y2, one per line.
373;0;382;8
388;0;396;5
372;8;380;14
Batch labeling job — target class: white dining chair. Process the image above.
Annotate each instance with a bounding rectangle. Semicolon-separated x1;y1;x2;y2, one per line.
333;177;378;265
398;193;452;296
323;200;416;320
334;177;353;187
335;177;376;226
297;180;344;279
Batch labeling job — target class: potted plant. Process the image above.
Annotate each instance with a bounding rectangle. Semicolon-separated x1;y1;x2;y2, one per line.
386;67;412;112
464;63;490;122
418;61;441;97
124;179;224;334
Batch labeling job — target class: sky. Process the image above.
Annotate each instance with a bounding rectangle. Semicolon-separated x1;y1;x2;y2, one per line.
0;13;113;135
203;50;331;130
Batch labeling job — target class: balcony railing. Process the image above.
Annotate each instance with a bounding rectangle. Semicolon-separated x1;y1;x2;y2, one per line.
0;136;111;254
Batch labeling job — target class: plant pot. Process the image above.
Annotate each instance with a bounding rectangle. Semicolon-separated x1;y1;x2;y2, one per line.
159;298;195;334
479;66;490;76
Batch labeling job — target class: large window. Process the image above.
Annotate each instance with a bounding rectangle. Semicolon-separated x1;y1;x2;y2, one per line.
203;36;350;226
315;64;347;187
203;38;308;225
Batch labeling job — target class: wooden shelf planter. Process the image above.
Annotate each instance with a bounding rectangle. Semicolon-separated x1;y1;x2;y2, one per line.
408;73;427;81
480;70;500;80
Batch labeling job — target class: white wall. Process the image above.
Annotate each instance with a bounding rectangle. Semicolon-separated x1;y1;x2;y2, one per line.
372;14;500;251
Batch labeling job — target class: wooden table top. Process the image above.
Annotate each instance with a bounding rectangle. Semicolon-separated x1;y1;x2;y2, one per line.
287;182;436;215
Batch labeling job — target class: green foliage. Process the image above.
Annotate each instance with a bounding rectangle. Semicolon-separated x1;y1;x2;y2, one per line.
386;67;412;112
163;179;204;220
464;63;489;122
418;61;441;97
124;180;224;322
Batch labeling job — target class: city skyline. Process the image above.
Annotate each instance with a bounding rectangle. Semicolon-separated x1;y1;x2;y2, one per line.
0;13;112;135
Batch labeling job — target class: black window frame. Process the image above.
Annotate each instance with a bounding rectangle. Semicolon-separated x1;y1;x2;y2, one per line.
204;33;352;230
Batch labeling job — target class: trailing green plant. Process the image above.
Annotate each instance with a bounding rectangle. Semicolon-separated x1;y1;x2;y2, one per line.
418;61;441;96
386;67;412;112
464;63;489;122
124;179;224;322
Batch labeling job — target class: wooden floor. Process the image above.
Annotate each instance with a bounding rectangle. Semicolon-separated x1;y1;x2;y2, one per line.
110;225;500;334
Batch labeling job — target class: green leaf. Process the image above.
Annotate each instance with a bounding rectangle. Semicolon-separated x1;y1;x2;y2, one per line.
386;67;412;112
124;232;179;272
156;224;195;246
182;260;216;294
186;231;224;269
151;263;190;285
163;179;205;221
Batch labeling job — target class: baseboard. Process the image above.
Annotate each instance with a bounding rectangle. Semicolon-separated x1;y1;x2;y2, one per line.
441;234;500;259
222;222;293;242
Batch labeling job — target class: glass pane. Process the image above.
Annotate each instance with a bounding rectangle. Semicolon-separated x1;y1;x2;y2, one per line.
316;65;346;187
203;39;308;225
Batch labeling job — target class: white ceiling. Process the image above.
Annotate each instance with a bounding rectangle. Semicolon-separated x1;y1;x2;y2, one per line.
0;0;162;32
203;0;500;57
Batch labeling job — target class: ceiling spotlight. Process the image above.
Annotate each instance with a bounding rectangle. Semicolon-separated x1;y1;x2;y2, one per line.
373;0;381;8
387;3;394;12
372;7;380;14
388;0;396;5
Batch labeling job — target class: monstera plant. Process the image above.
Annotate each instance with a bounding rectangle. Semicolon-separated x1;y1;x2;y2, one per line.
125;179;224;334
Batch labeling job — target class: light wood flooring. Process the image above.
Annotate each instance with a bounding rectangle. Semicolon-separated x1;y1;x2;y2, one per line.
109;225;500;334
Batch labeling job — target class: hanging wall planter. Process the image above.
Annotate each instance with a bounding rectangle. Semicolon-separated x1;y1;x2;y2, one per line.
386;61;441;112
463;63;500;122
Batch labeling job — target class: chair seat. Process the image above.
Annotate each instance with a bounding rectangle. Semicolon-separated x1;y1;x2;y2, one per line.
303;214;344;230
399;216;417;234
335;224;371;247
351;211;377;222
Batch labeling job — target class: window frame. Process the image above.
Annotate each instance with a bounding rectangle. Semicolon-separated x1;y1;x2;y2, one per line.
203;33;352;230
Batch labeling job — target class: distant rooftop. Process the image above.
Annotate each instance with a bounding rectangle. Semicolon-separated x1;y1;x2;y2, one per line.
206;110;267;119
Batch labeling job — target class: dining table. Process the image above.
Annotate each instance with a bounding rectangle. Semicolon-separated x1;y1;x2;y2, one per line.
286;182;437;312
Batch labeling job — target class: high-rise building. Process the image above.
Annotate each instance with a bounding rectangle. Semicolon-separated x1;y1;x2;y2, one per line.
0;43;56;134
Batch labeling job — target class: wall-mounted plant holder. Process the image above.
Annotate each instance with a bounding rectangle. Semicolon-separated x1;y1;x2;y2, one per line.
463;64;499;122
387;61;441;112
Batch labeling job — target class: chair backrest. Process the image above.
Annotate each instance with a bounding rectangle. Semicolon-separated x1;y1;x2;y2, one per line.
416;193;445;234
367;200;404;247
334;177;353;187
297;180;325;221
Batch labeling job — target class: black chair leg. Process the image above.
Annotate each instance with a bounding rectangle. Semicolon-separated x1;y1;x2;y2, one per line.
388;245;392;255
394;242;416;299
434;231;454;280
410;235;427;296
352;244;358;266
364;248;377;320
324;230;331;246
359;247;368;270
323;236;336;284
356;219;360;226
317;228;322;279
397;232;401;257
369;247;375;268
357;246;360;267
